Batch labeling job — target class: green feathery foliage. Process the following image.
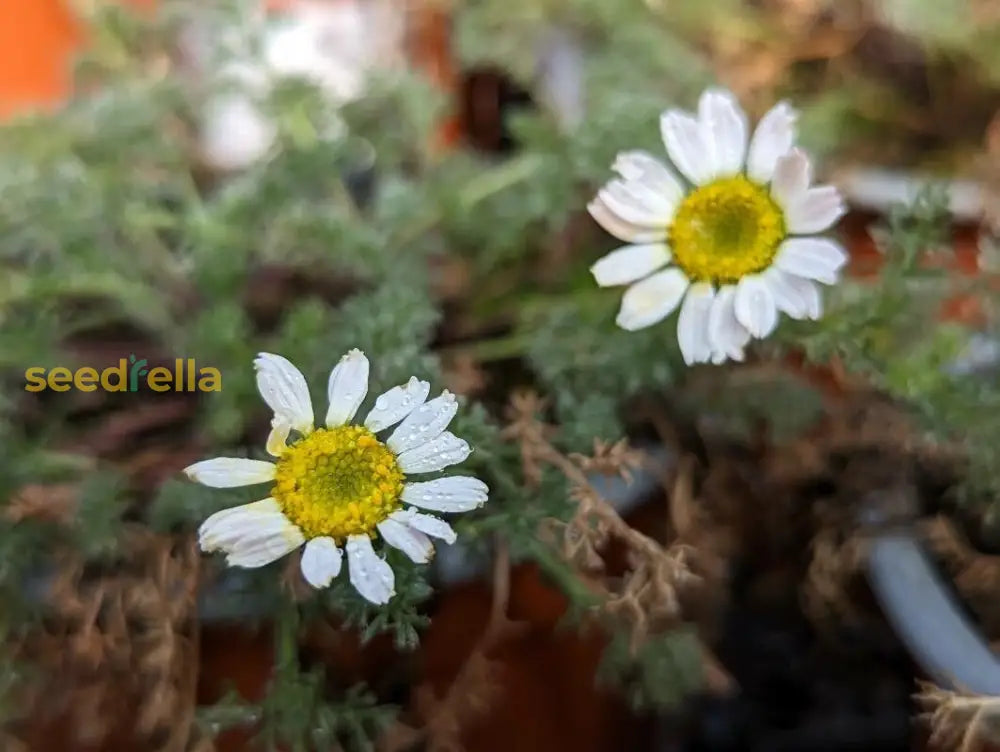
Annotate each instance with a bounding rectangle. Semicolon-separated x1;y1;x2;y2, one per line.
3;0;1000;749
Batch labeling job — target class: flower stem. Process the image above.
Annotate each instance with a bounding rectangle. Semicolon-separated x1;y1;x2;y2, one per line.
275;600;299;671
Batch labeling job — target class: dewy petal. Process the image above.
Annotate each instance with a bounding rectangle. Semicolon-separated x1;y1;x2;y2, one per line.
377;517;434;563
612;150;684;207
325;348;370;427
300;537;343;588
747;101;798;184
386;391;458;454
677;282;715;364
734;274;778;338
266;417;291;457
226;534;305;568
199;498;285;550
390;509;457;545
661;109;714;185
184;457;275;488
254;353;314;434
346;535;395;604
396;431;472;474
697;88;748;179
774;237;848;285
588;198;668;244
401;476;489;513
770;148;811;209
590;244;671;287
198;498;305;568
707;285;751;361
784;185;846;235
615;268;690;331
363;377;431;433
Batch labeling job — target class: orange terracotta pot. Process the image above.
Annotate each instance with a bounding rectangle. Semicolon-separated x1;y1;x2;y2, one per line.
0;0;460;152
0;0;156;119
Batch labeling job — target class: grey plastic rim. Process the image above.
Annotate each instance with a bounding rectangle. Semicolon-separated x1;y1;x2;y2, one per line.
865;531;1000;693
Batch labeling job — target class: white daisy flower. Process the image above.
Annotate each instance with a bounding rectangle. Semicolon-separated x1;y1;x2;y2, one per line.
588;87;848;365
183;350;488;605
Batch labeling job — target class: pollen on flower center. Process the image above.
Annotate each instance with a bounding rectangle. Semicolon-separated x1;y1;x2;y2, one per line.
669;175;785;285
272;425;404;542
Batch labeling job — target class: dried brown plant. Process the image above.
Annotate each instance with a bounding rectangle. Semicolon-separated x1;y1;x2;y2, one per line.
924;516;1000;637
503;389;716;660
801;527;868;636
9;512;202;752
916;681;1000;752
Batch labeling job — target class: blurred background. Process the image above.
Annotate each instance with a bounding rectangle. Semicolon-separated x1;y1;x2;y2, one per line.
4;1;1000;751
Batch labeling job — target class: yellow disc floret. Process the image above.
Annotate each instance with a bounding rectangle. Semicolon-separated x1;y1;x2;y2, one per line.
272;425;404;541
669;175;785;285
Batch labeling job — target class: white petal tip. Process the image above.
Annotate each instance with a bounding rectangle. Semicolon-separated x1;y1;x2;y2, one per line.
615;314;649;331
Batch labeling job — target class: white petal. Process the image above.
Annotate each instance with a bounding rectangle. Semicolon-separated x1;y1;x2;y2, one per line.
266;417;291;457
325;348;370;427
300;537;343;588
770;148;811;209
615;268;690;331
711;347;744;365
184;457;275;487
386;391;458;454
396;431;471;474
697;88;748;178
363;377;431;433
346;535;395;604
198;498;305;567
707;285;751;361
598;180;675;227
401;476;489;513
199;498;283;549
747;101;797;183
763;267;809;319
588;198;668;243
660;109;713;185
254;353;314;434
784;186;846;235
390;509;457;545
771;271;823;320
377;517;434;563
803;280;823;319
734;274;778;338
200;94;276;171
590;244;671;287
226;535;305;567
677;283;715;364
774;237;848;285
612;150;684;207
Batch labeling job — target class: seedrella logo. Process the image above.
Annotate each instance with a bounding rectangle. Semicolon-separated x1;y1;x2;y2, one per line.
25;355;222;393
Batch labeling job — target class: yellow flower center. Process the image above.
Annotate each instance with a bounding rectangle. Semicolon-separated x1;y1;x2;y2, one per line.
669;175;785;285
272;425;404;541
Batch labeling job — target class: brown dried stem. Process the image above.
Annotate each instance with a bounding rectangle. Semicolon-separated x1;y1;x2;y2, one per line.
916;681;1000;752
502;390;708;656
379;538;524;752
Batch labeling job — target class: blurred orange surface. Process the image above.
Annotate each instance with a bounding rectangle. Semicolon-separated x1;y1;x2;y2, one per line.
0;0;83;119
0;0;158;119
